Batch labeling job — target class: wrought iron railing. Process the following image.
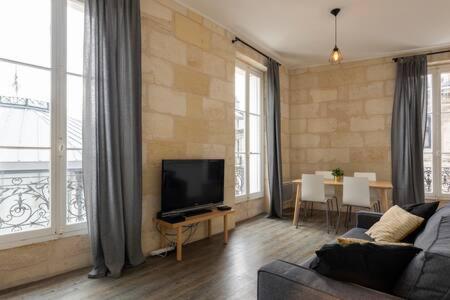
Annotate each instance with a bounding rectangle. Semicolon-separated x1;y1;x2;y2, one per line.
0;95;49;111
0;170;85;234
424;166;450;194
424;167;432;193
235;166;245;196
443;167;450;194
66;170;86;224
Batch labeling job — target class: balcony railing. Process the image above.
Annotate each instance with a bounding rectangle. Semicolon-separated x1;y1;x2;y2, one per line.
235;165;245;196
424;166;450;194
0;169;85;234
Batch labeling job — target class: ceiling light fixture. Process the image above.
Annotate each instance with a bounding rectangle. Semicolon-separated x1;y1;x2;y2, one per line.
329;8;343;64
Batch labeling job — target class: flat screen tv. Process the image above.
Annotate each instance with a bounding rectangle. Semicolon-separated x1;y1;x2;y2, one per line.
161;159;224;216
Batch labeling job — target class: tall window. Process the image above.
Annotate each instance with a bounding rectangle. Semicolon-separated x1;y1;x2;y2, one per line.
0;0;85;248
424;65;450;199
235;61;264;201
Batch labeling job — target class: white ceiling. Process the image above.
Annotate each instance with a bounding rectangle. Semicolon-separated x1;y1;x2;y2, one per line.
177;0;450;68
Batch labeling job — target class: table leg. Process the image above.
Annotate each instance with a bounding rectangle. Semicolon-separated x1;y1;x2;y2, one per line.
176;227;182;261
208;219;212;238
292;183;301;225
380;189;390;212
160;226;166;248
223;214;229;244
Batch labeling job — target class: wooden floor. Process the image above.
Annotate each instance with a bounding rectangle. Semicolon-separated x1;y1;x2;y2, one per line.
1;212;338;300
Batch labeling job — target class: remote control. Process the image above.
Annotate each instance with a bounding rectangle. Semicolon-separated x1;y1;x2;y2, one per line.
217;205;231;211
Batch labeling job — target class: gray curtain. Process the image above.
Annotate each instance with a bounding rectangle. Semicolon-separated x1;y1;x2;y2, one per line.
83;0;144;278
266;59;284;218
391;55;428;206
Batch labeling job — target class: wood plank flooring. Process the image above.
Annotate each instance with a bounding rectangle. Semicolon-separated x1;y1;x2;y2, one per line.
0;212;338;300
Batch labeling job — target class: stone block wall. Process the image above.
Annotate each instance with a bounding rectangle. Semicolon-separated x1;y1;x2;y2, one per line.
0;0;290;290
289;58;396;182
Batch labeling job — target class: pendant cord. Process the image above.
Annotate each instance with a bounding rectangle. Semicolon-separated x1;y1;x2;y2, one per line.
334;15;337;47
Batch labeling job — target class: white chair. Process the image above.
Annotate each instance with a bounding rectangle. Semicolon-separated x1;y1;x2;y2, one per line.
297;174;334;233
315;171;338;217
354;172;380;212
336;176;372;233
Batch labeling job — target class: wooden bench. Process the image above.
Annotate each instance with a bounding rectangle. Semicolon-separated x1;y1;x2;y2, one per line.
155;209;235;261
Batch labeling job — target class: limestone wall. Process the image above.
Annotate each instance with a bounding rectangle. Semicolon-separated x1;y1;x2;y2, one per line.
289;58;396;181
0;0;290;290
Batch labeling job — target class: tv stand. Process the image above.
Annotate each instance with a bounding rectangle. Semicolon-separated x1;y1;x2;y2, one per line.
155;208;235;261
183;208;212;217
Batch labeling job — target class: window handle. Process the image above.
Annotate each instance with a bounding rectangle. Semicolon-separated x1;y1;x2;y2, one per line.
58;142;65;154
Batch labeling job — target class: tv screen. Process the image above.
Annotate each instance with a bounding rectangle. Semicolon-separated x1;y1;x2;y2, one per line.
161;159;224;214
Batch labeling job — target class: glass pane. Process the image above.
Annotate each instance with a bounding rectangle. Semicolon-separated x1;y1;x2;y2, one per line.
441;73;450;194
249;154;261;194
249;114;261;153
235;110;245;153
0;0;51;68
0;149;50;235
66;1;85;225
0;61;51;103
235;67;246;111
442;73;450;113
0;64;51;235
66;75;85;225
424;74;433;149
424;73;432;194
249;73;261;115
442;112;450;153
67;0;85;75
423;153;433;194
427;74;432;113
235;153;246;196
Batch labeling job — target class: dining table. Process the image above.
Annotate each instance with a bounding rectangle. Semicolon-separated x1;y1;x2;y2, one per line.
291;178;393;225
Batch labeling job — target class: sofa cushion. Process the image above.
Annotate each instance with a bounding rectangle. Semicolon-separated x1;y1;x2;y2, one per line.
259;260;403;300
336;237;412;247
414;204;450;250
341;228;374;241
393;216;450;299
310;243;421;293
366;205;424;242
402;202;440;243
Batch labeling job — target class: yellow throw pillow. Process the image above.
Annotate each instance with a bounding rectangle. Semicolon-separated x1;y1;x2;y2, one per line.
366;205;424;242
337;237;413;247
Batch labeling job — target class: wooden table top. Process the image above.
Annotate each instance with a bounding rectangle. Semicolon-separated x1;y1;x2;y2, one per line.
291;178;393;189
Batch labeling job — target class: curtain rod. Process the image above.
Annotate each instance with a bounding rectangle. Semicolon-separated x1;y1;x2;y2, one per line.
392;49;450;62
232;37;281;66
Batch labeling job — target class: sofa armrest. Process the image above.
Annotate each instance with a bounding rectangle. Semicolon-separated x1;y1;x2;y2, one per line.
258;260;400;300
356;211;383;229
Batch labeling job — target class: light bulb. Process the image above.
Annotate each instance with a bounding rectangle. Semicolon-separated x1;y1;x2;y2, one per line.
329;46;343;64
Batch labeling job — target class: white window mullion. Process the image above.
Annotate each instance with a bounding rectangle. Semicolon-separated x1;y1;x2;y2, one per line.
245;68;250;201
435;69;442;198
432;68;440;198
51;0;67;235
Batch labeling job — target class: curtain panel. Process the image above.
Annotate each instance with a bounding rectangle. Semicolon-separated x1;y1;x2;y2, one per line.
83;0;144;278
391;55;428;206
266;59;284;218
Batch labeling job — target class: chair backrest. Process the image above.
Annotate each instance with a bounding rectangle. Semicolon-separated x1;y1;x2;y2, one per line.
301;174;326;203
342;176;371;207
315;171;334;180
354;172;377;181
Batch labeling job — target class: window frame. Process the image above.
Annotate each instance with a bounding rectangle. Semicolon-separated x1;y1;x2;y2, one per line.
0;0;86;250
234;60;265;203
425;64;450;201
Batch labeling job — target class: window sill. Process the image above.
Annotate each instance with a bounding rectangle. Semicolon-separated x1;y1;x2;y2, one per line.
0;226;88;251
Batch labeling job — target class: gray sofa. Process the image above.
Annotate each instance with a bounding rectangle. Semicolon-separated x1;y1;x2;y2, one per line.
258;204;450;300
